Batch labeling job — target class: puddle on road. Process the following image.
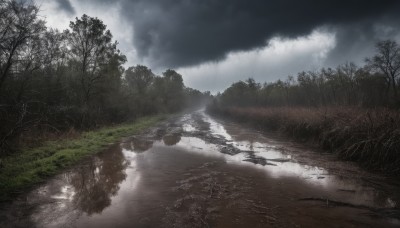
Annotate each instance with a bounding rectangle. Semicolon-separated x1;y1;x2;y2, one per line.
200;112;339;182
1;110;400;227
199;111;400;209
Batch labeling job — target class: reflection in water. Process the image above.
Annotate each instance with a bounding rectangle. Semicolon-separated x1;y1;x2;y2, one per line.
2;110;400;228
163;134;181;146
198;111;400;209
122;137;154;152
68;148;128;215
182;123;196;132
20;145;131;227
202;112;232;141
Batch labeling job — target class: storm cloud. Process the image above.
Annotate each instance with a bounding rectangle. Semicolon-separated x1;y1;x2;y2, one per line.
81;0;400;69
54;0;75;15
43;0;400;92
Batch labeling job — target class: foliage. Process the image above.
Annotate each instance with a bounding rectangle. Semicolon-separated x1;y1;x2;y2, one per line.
0;1;211;155
214;56;399;109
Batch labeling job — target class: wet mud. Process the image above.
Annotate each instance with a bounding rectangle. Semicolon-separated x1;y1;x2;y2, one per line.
1;110;400;227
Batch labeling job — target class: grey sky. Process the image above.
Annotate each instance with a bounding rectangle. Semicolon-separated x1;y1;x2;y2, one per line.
53;0;75;15
39;0;400;93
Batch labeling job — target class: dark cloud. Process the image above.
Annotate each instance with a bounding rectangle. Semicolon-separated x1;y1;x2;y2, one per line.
324;11;400;67
54;0;75;15
88;0;400;69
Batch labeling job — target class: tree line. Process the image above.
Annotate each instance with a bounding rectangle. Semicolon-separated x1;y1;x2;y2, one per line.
0;0;210;154
215;40;400;108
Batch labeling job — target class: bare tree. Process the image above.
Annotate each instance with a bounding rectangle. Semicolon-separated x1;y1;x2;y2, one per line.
0;0;45;93
366;40;400;99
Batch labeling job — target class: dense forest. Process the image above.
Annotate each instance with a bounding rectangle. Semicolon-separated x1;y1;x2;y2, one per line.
0;1;210;155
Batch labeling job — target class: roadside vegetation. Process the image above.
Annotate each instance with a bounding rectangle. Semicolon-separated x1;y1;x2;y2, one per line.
0;0;211;155
0;115;165;201
0;0;210;200
208;39;400;175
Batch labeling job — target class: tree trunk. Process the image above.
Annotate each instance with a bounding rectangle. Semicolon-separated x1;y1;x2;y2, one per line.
391;74;398;98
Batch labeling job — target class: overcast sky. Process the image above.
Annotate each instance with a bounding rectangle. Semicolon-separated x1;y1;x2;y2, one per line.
38;0;400;93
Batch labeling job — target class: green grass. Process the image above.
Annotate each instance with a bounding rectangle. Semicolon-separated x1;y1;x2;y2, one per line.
0;115;166;201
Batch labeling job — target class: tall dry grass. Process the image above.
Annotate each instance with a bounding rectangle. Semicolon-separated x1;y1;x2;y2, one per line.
208;106;400;174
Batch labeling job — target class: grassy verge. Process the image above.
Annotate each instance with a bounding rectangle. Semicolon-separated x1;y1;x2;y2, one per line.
0;115;166;201
208;106;400;175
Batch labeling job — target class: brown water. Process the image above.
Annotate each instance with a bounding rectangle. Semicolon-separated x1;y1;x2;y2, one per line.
1;110;400;227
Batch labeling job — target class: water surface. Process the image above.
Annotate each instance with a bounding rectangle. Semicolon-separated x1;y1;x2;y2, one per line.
1;110;399;227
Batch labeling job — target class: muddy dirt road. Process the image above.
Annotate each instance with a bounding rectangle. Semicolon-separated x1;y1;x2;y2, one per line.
1;110;400;227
